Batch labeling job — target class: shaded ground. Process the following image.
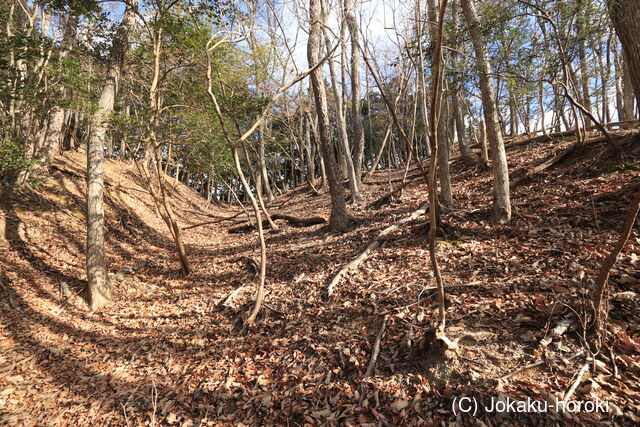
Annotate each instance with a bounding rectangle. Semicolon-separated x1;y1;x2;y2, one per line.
0;132;639;426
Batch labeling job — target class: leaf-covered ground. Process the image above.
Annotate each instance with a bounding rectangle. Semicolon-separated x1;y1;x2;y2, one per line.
1;132;639;426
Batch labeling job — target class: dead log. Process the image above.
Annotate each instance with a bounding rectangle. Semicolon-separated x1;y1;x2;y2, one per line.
327;202;428;297
228;212;327;233
270;213;327;227
509;142;581;189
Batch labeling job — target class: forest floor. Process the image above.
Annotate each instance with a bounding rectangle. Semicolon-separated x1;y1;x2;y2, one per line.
1;129;640;426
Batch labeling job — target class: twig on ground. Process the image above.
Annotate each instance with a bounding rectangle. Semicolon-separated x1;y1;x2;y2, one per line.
563;362;590;402
500;348;585;380
0;354;36;374
364;316;388;378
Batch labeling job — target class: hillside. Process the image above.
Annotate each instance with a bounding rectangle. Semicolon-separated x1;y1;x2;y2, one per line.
1;132;639;425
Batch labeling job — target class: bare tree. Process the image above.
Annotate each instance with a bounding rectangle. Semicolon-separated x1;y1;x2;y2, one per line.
451;0;476;165
320;0;360;203
461;0;511;224
308;0;352;231
345;0;365;189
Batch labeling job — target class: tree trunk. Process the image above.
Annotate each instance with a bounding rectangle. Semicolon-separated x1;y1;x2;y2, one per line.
415;0;432;159
86;1;137;310
610;0;640;115
42;14;78;163
258;122;275;203
429;0;452;208
614;46;626;121
509;97;518;136
320;0;360;202
308;0;351;231
461;0;511;224
303;111;316;185
622;60;636;120
538;80;546;134
345;0;365;189
438;92;453;207
452;89;475;165
577;4;592;127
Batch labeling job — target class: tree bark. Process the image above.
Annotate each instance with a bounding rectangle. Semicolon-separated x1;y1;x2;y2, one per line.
451;0;476;166
86;1;137;310
577;0;592;127
258;121;275;203
437;92;453;207
308;0;351;231
461;0;511;224
345;0;365;190
320;0;360;202
622;60;636;120
610;0;640;115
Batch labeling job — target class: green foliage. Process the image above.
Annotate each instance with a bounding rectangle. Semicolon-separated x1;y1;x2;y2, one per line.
42;0;100;15
0;138;36;174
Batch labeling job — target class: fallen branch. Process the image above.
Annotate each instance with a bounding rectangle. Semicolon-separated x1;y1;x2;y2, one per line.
562;362;590;402
366;180;412;209
364;316;388;378
500;348;585;380
509;142;581;189
420;282;482;293
327;202;428;297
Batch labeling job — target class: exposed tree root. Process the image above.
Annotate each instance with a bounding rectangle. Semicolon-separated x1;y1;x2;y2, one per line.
326;202;428;297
